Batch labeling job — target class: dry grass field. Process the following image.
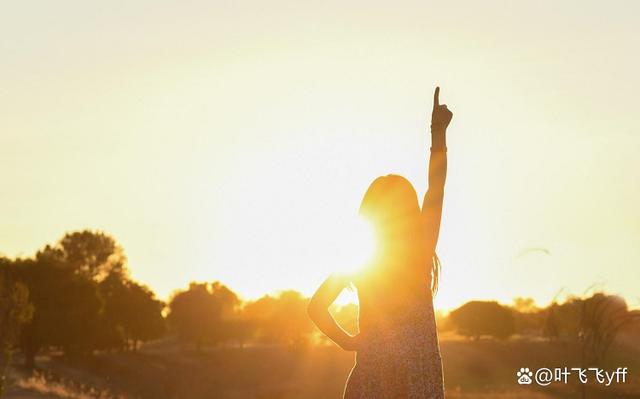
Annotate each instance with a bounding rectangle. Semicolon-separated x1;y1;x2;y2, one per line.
5;337;640;399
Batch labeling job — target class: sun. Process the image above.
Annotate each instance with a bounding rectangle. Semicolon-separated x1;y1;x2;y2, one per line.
335;216;378;275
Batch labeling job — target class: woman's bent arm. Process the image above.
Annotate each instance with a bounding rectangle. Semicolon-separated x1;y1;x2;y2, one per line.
307;274;359;351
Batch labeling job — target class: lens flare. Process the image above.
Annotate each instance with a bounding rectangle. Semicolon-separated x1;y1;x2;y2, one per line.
336;216;377;275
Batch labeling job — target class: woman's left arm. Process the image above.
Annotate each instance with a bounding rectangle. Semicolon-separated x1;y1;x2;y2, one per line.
307;274;359;351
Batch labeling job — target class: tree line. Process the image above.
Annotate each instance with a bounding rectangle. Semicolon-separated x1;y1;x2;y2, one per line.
1;231;165;373
2;230;639;394
0;229;317;393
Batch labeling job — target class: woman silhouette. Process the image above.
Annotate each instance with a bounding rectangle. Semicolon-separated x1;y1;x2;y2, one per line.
308;87;452;398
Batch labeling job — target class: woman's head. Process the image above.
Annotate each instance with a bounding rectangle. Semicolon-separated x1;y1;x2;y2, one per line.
359;174;439;294
359;174;421;236
359;174;423;260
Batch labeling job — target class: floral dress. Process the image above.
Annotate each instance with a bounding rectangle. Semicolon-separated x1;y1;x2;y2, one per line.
343;292;445;399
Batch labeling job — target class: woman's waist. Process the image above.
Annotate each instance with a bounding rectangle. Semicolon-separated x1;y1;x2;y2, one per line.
358;298;433;324
359;316;435;340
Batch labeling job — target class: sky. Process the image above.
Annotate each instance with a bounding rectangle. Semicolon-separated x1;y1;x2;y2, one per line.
2;1;639;310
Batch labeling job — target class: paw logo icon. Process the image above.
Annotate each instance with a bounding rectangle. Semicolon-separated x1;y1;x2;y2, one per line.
517;368;533;385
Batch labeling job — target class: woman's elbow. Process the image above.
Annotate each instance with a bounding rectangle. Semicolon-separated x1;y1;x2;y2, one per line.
307;299;324;321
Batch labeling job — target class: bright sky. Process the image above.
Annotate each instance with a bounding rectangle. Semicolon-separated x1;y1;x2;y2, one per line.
2;1;639;310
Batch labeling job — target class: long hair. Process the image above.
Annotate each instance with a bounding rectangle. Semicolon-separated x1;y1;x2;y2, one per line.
431;253;440;296
359;174;440;296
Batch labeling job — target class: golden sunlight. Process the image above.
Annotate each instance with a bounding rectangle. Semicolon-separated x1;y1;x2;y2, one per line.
334;216;378;276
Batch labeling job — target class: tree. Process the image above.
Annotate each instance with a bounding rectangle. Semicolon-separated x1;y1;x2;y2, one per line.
18;250;103;361
578;293;634;364
244;290;313;347
16;231;138;366
222;318;255;348
0;260;33;396
544;296;582;341
17;248;105;365
547;293;640;399
122;281;166;349
449;301;515;340
100;274;165;351
167;282;233;349
510;297;545;336
58;230;125;280
512;297;538;313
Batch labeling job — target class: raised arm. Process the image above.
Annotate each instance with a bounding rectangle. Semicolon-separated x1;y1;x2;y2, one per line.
307;274;360;351
422;87;452;253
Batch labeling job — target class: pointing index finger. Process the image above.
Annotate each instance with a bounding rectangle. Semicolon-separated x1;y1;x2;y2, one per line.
434;86;440;108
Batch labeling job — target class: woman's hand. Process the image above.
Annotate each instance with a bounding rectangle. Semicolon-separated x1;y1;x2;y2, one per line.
431;86;453;134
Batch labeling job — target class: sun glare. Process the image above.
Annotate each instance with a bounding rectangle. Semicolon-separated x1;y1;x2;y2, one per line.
336;216;377;275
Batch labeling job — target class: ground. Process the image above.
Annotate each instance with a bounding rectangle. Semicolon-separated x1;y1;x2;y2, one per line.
4;337;640;399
